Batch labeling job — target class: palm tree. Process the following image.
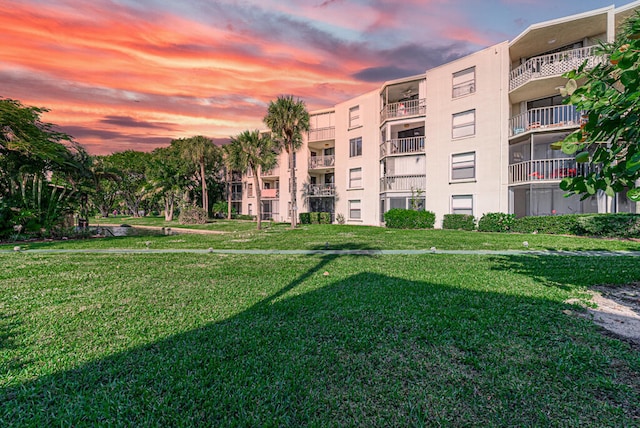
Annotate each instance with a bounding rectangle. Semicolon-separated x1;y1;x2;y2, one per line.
264;95;310;228
179;135;219;215
224;130;277;230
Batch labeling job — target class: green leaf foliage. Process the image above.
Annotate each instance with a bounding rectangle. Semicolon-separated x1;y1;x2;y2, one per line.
384;209;436;229
442;214;476;231
477;213;515;232
560;12;640;202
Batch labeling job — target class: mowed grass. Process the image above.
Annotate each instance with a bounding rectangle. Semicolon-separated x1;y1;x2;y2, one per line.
1;249;639;426
4;219;640;252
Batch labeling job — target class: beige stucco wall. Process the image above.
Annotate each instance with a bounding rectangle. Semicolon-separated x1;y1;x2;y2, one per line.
425;41;510;227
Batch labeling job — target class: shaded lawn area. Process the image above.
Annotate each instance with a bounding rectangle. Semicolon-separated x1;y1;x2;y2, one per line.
4;223;640;252
1;252;639;426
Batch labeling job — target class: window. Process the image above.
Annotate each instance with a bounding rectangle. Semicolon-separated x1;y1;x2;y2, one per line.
248;203;253;216
349;106;361;128
452;195;473;215
349;200;361;219
349;137;362;157
451;152;476;180
349;168;362;188
452;110;475;138
452;67;476;98
247;183;254;197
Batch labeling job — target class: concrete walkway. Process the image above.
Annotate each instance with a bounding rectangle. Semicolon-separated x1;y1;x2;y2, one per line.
2;248;640;256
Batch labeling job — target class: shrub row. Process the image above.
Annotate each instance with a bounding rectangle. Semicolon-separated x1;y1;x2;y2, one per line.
299;212;332;224
384;209;436;229
477;212;640;238
442;214;476;231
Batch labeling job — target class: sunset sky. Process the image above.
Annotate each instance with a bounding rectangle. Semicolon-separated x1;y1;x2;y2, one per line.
1;0;635;155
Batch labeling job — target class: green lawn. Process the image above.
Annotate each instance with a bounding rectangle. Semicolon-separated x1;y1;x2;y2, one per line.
3;218;640;252
1;226;639;426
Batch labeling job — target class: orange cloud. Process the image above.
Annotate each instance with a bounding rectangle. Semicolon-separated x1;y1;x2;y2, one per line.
0;0;483;154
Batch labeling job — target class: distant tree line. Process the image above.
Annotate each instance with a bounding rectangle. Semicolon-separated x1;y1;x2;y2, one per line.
0;98;227;239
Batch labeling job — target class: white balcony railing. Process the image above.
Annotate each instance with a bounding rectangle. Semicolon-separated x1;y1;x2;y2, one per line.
380;98;426;122
509;46;605;91
307;184;336;197
509;158;594;184
261;167;280;177
380;137;425;157
309;155;335;169
380;174;426;192
509;105;584;137
308;126;335;142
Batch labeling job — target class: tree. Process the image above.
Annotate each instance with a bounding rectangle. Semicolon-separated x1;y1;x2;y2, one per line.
558;12;640;202
147;143;191;221
225;130;278;230
264;95;310;228
178;135;221;215
81;155;121;218
107;150;151;217
0;98;87;236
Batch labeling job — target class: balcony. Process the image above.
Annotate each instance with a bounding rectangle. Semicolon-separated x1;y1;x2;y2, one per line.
380;174;426;192
308;126;335;142
380;137;425;158
261;167;280;177
309;155;335;170
380;99;426;122
307;184;336;197
509;105;583;137
510;46;604;92
231;192;242;201
509;158;593;184
261;188;279;199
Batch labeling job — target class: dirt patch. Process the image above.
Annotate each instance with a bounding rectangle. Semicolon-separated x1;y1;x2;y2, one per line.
567;283;640;347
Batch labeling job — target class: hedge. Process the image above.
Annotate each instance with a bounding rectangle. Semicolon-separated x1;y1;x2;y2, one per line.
484;213;640;238
574;213;640;238
510;214;583;235
477;212;515;232
300;212;332;225
384;209;436;229
442;214;476;231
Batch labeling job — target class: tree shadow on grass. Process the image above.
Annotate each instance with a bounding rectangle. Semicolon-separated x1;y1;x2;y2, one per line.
0;312;29;373
487;254;640;291
1;253;639;426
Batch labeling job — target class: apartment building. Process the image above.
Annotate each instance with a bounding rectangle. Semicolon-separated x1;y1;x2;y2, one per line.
235;2;639;226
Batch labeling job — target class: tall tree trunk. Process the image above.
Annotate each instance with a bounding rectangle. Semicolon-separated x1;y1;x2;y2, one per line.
200;160;208;215
164;193;174;221
253;173;262;230
227;169;232;220
288;148;297;228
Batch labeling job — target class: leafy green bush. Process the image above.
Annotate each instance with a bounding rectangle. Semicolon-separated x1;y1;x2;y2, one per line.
301;212;331;224
299;213;311;224
384;209;436;229
575;213;640;238
319;212;332;224
477;213;515;232
510;215;583;235
232;214;255;221
442;214;476;231
336;213;345;225
178;207;209;224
